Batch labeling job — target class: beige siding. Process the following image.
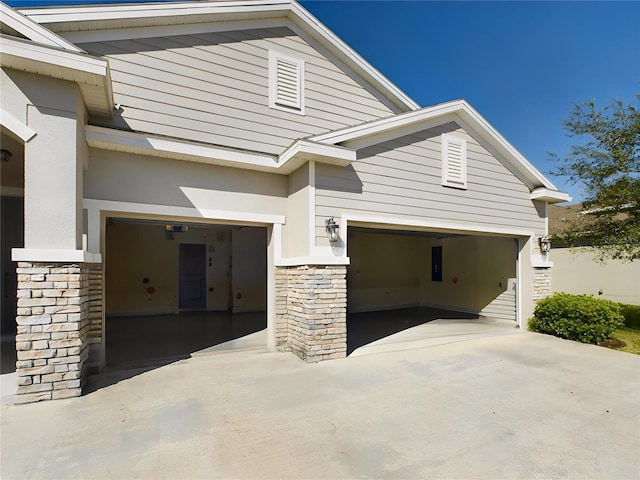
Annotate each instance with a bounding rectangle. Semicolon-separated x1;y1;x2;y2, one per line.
315;122;545;246
79;27;396;155
84;149;287;217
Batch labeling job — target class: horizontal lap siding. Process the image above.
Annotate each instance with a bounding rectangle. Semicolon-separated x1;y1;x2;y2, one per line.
315;123;544;243
79;27;395;155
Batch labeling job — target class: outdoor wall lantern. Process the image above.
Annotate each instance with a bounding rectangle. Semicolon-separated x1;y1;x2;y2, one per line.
325;217;339;242
1;149;12;162
539;235;552;253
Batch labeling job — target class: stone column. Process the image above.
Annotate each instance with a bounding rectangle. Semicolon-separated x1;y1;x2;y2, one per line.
14;262;91;404
532;267;552;302
275;265;347;363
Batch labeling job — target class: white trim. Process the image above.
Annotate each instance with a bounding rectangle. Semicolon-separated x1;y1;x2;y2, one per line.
83;198;285;226
269;49;305;115
0;2;83;52
310;99;567;193
86;126;355;175
12;248;102;263
530;187;572;204
441;133;467;189
0;35;108;78
515;238;522;328
52;18;287;44
308;160;316;252
278;140;355;168
287;2;418;112
531;256;553;268
86;125;276;169
275;255;350;267
344;213;535;238
0;109;37;143
0;35;113;116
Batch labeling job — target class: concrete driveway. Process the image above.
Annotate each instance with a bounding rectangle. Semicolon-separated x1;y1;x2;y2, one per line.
1;326;639;479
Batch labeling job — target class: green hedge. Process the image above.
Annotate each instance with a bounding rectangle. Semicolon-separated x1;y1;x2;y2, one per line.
529;293;625;344
620;304;640;329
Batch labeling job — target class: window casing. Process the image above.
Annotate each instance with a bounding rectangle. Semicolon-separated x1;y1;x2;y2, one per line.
269;50;305;115
441;133;467;189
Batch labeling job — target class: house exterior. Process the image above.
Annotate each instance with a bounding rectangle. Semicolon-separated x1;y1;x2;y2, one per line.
548;204;640;305
0;0;569;404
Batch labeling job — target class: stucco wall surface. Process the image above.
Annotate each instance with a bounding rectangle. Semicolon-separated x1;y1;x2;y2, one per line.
551;247;640;305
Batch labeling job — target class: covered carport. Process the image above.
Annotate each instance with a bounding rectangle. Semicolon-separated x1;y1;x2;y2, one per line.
104;217;268;367
346;225;519;354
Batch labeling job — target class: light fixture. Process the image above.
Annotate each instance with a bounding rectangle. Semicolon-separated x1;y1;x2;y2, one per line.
1;149;12;162
325;217;339;242
539;235;552;253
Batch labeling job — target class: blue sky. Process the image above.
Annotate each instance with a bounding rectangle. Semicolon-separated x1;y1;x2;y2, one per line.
7;0;640;203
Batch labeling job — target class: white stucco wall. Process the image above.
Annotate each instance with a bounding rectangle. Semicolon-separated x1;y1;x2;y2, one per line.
551;247;640;305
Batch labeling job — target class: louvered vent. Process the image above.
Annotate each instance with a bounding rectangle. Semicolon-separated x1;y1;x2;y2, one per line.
442;134;467;189
275;58;301;109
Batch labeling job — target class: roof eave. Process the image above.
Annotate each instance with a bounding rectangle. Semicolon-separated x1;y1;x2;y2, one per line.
310;99;562;193
0;34;113;117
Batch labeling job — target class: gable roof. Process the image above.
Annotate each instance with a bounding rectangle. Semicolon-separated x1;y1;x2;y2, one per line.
0;1;82;52
17;0;419;114
0;2;113;117
309;99;571;202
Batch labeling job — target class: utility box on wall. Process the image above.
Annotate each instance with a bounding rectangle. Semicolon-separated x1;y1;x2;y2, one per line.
233;289;244;307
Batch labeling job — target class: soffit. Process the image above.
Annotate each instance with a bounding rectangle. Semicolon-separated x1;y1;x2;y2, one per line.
0;34;113;117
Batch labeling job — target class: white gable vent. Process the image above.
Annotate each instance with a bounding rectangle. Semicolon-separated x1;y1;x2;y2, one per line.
441;133;467;189
269;50;305;115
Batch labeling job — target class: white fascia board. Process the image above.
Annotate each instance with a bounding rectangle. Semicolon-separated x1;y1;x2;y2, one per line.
86;125;278;170
1;35;113;116
311;101;464;144
278;139;355;172
275;255;350;267
86;126;355;175
530;187;572;204
19;1;292;28
12;248;101;263
0;108;37;142
287;2;419;112
0;2;83;52
345;212;535;238
0;34;107;77
312;99;558;190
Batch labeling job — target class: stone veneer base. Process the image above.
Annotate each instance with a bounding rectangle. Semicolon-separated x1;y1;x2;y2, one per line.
275;265;347;363
14;262;95;404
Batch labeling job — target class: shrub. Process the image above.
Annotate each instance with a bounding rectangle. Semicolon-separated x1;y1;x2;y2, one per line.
619;303;640;329
529;293;625;344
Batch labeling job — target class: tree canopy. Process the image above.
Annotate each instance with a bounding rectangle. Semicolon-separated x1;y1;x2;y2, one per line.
550;94;640;261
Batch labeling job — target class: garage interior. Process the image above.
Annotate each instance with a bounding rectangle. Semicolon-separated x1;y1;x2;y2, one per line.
346;227;518;355
104;219;267;367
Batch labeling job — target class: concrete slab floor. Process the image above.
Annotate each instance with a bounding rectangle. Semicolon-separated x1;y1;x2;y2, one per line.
1;330;638;479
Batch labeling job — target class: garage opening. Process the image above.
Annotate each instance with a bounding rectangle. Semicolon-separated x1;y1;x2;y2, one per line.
104;218;267;367
346;227;517;354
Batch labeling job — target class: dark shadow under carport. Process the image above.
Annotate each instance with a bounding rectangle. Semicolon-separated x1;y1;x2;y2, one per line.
106;310;266;368
347;307;478;355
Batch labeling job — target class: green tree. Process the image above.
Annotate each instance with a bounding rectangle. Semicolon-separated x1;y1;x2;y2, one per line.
551;94;640;261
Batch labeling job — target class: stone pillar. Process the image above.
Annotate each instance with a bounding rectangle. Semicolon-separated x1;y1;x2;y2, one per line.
532;267;552;302
275;265;347;363
14;262;91;404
